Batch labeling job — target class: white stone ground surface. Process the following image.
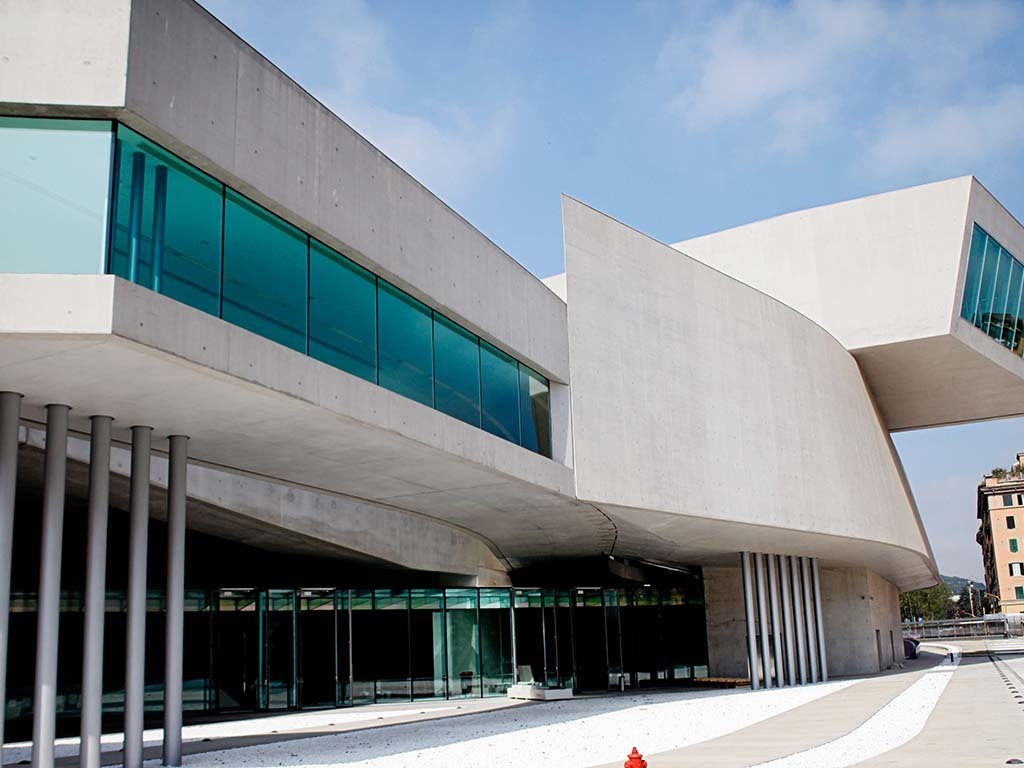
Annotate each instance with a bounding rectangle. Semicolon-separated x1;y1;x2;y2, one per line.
4;705;467;763
170;682;853;768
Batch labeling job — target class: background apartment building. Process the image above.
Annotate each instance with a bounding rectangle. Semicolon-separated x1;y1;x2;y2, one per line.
978;456;1024;614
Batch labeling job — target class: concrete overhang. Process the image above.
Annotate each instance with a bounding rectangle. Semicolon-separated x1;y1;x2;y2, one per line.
0;275;612;569
0;0;570;385
561;196;938;592
670;176;1024;431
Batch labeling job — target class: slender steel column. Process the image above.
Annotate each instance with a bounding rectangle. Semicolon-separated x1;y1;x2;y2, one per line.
163;436;188;767
779;556;797;686
754;553;772;688
80;416;112;768
766;554;784;686
32;404;69;768
740;552;759;690
801;557;819;682
791;556;808;685
124;426;152;768
0;392;22;763
811;558;828;682
151;165;168;293
510;593;518;684
128;152;146;284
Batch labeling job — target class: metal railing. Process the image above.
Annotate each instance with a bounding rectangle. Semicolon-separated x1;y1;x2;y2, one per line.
903;615;1024;639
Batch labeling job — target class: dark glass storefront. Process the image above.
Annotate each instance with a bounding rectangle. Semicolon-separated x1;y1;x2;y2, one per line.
6;581;707;736
4;476;708;740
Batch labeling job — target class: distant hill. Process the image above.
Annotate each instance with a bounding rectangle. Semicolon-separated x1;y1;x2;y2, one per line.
941;575;979;592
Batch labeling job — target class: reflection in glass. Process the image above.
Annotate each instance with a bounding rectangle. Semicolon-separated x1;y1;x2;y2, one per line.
336;590;352;706
479;589;512;695
223;190;308;352
961;223;1024;359
519;365;551;457
989;248;1012;341
513;589;545;685
1005;259;1024;353
962;224;987;325
0;117;557;457
481;342;520;444
977;235;998;334
309;240;377;382
434;315;482;427
110;125;223;315
445;589;480;698
0;117;113;275
378;283;434;407
411;589;446;699
350;590;375;705
264;590;296;709
372;589;411;700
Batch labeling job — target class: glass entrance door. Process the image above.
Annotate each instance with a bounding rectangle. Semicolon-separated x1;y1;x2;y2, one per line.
213;589;260;711
264;589;296;709
298;589;336;708
572;589;608;691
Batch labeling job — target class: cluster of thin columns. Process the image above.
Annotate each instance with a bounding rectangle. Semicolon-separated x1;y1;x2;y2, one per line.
0;393;190;768
741;551;827;690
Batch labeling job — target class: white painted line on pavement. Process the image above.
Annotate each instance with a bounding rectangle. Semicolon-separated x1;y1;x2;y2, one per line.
750;644;961;768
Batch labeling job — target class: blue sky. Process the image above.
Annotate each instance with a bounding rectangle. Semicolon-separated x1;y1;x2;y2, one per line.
199;0;1024;582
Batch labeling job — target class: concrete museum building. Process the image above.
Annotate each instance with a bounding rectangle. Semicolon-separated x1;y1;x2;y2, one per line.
2;0;1024;766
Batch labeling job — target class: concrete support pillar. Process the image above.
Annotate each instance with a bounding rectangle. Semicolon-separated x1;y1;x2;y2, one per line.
754;554;772;688
80;416;112;768
32;404;70;768
801;557;819;682
811;558;828;682
0;392;22;764
740;552;759;690
163;435;188;767
766;554;784;686
790;556;808;685
778;555;797;686
124;426;152;768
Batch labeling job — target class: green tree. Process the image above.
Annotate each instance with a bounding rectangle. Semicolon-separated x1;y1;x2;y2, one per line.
900;581;953;621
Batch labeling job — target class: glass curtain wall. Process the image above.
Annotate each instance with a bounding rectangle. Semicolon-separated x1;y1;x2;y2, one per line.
479;589;513;694
410;589;447;699
213;589;261;712
0;119;553;457
961;223;1024;355
101;123;553;457
0;117;114;274
298;589;336;708
109;125;223;315
5;582;707;733
445;589;481;698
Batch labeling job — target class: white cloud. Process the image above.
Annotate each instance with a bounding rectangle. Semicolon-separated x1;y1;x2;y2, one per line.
868;86;1024;173
323;0;393;100
658;0;1024;172
311;0;518;204
333;101;519;204
661;0;880;130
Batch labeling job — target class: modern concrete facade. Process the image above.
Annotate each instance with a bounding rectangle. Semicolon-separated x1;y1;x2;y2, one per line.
3;0;1010;764
977;457;1024;614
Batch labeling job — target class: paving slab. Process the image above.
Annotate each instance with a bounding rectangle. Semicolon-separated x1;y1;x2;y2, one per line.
591;652;944;768
857;651;1024;767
